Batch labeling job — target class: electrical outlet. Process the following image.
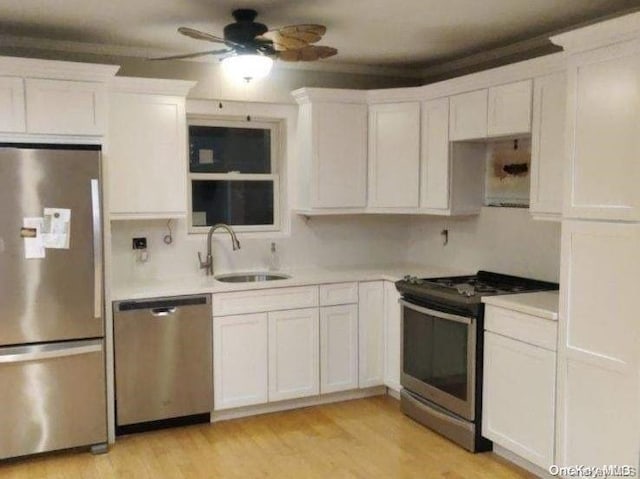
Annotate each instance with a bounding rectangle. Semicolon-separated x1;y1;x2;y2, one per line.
132;237;147;250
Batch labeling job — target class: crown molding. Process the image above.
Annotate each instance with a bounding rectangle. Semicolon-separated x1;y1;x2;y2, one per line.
0;54;119;81
551;11;640;53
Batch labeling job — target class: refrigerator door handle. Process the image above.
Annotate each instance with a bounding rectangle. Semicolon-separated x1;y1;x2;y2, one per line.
0;340;103;364
91;179;103;320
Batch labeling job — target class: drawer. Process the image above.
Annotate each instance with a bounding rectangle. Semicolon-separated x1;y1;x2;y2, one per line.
319;282;358;306
213;286;319;316
484;305;557;351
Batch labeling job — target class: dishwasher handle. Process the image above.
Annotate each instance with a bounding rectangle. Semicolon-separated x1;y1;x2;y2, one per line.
150;307;177;317
116;295;209;312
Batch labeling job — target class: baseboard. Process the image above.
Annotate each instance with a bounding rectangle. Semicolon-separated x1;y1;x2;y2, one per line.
211;386;387;423
493;444;553;479
386;386;401;400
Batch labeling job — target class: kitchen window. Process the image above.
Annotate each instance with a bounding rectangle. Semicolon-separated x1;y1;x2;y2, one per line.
187;118;280;233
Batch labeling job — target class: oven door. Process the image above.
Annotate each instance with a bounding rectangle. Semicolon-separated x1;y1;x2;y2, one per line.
400;299;476;421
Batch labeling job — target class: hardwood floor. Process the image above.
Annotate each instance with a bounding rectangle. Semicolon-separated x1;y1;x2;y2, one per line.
0;396;534;478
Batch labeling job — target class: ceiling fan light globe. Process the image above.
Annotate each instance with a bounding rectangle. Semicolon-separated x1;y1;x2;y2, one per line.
221;54;273;81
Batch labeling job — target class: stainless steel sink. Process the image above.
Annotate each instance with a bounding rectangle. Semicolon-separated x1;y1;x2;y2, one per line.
215;272;291;283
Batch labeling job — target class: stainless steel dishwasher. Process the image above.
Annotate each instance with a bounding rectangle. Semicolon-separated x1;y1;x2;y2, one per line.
114;294;212;434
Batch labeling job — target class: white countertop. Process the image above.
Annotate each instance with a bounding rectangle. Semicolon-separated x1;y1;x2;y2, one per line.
110;263;467;301
482;291;559;320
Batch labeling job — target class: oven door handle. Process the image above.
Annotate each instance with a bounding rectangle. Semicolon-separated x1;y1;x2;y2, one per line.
399;300;473;325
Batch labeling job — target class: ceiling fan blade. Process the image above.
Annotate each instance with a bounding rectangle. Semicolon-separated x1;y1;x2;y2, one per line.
148;49;232;61
178;27;227;44
278;24;326;42
277;45;337;62
262;31;306;51
264;24;327;51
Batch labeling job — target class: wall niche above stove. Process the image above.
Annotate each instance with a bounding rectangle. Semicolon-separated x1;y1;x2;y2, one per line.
484;137;531;208
449;134;532;213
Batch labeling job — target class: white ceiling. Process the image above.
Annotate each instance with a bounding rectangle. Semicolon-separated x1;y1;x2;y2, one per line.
0;0;637;72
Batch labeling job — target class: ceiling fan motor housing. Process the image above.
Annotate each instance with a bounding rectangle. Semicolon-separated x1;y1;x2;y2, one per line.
224;9;268;52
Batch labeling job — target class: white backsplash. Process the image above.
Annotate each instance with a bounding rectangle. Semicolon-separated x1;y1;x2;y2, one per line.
406;207;561;282
110;207;561;285
110;213;412;284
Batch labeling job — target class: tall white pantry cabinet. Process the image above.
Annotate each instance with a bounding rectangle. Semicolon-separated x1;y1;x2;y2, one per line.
551;13;640;471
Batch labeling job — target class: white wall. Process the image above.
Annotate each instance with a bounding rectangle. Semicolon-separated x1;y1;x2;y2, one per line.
111;207;561;284
406;207;561;282
110;214;411;283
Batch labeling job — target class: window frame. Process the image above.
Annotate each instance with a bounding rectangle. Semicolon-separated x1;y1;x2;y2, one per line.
186;116;281;234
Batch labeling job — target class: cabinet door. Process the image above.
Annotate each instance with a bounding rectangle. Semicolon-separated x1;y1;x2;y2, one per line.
311;102;367;208
383;281;401;392
530;72;566;217
108;92;188;218
358;281;385;388
368;103;420;208
320;305;358;394
487;80;533;137
483;332;556;469
25;79;105;135
564;44;640;220
421;97;450;210
0;77;25;133
213;313;268;411
449;89;488;141
557;221;640;467
268;308;319;401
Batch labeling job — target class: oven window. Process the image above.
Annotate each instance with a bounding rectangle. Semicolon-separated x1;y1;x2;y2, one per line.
403;307;469;401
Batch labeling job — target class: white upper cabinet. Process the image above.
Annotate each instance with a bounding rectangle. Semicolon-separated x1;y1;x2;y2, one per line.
420;97;450;210
368;102;421;208
487;80;533;137
0;56;118;138
293;89;368;211
358;281;385;388
530;72;566;218
449;89;488;141
268;308;320;402
25;79;106;135
107;77;195;219
562;42;640;221
0;77;25;133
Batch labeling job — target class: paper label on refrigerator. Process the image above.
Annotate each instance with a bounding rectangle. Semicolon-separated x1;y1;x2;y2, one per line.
42;208;71;249
23;217;45;259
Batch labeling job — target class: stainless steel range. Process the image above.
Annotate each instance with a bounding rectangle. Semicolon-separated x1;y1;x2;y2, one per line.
395;271;558;452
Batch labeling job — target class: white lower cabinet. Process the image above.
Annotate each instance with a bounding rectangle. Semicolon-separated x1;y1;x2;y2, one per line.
268;308;320;402
358;281;385;388
483;331;556;469
383;281;401;392
320;304;358;394
213;313;268;411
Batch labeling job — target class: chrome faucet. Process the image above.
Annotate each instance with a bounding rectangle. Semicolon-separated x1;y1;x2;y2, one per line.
198;223;241;276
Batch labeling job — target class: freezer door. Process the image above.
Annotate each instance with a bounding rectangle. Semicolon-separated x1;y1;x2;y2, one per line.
0;339;107;459
0;146;103;345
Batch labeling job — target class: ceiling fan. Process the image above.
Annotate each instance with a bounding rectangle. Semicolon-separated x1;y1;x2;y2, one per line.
150;9;338;63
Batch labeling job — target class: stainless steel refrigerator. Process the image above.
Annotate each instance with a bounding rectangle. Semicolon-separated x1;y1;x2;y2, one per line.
0;145;107;459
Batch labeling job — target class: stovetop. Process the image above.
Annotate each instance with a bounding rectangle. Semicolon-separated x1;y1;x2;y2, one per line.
396;270;558;312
